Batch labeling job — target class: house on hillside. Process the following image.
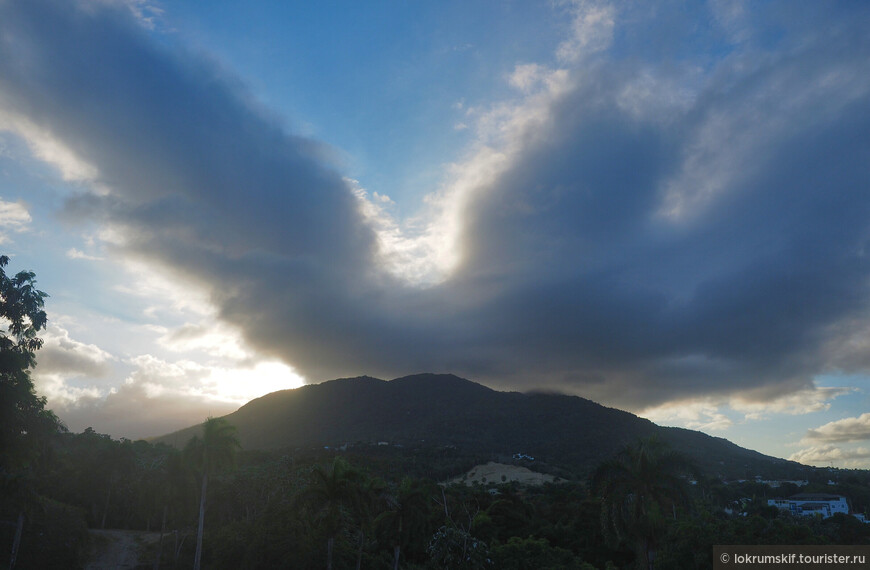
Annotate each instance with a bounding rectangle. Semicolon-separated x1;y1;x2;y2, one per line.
767;494;849;519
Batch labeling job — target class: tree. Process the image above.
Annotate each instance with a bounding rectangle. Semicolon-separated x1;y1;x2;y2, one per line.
0;255;63;570
489;536;590;570
375;478;430;570
592;437;697;570
350;473;387;570
185;417;241;570
0;254;58;474
301;457;364;570
426;524;490;570
428;487;490;570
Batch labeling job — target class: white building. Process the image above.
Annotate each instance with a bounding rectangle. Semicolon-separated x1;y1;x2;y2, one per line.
767;494;849;519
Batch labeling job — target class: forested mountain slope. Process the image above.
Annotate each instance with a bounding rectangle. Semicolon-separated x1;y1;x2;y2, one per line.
154;373;800;478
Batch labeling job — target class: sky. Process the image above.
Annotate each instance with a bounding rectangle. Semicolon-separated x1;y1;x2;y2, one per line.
1;0;870;468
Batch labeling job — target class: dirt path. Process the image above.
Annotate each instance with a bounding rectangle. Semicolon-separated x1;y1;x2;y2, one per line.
86;529;162;570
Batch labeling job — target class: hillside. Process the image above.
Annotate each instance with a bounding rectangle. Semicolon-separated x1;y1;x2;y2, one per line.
154;373;802;478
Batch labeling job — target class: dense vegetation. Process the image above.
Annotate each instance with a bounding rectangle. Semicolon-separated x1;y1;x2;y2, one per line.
3;256;870;569
5;429;870;569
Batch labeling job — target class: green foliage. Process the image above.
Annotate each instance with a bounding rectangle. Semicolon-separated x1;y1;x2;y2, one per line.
489;536;590;570
50;429;137;528
297;457;368;569
592;437;698;569
427;525;491;569
302;457;362;534
6;497;90;569
655;508;870;569
376;477;433;567
7;430;868;569
474;495;534;543
0;255;48;359
0;256;80;570
186;417;241;570
0;255;60;477
185;417;242;477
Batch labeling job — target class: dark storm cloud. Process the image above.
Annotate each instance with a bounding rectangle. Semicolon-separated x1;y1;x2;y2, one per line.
2;0;870;410
0;0;380;379
0;0;371;265
448;7;870;405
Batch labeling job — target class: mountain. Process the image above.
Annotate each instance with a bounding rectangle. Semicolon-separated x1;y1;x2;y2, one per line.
153;373;803;478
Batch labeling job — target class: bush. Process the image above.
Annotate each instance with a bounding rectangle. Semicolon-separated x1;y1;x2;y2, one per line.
13;498;90;569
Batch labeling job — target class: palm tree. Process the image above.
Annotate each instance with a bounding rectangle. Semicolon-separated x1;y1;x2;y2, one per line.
376;478;430;570
185;417;241;570
157;449;196;569
592;437;697;570
301;457;364;570
351;475;387;570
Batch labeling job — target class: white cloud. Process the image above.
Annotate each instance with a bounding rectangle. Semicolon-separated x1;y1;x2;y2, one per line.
788;444;870;468
112;257;215;319
804;413;870;444
32;324;115;406
556;0;616;64
153;321;250;360
0;199;31;243
55;380;238;439
351;16;584;290
124;354;209;396
372;59;576;288
35;374;103;410
508;63;551;93
352;178;460;286
81;0;165;30
122;349;304;411
66;247;103;261
371;191;393;205
640;400;733;431
50;353;303;438
640;384;853;432
34;324;114;378
0;112;99;183
729;387;854;420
